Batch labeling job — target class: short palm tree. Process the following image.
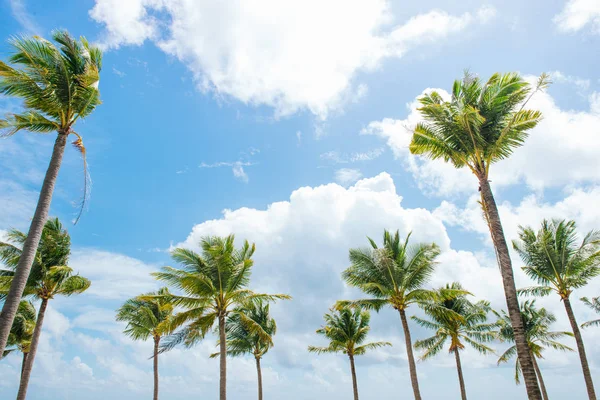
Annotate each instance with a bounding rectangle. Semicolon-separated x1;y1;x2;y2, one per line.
0;218;91;400
514;219;600;399
2;300;37;378
413;283;495;400
494;300;574;400
116;287;175;400
154;235;290;400
339;229;449;400
0;31;102;357
308;306;391;400
210;300;280;400
581;297;600;328
409;71;549;400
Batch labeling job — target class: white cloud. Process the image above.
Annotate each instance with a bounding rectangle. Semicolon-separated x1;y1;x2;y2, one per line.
90;0;495;118
199;160;255;183
9;0;41;34
232;162;249;183
320;148;384;164
554;0;600;34
334;168;363;185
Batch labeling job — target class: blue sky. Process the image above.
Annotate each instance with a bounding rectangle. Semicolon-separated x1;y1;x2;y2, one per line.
1;0;600;399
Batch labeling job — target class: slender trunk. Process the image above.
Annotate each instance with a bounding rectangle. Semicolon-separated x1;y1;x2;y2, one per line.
479;178;542;400
349;354;359;400
532;355;549;400
564;297;596;400
256;356;263;400
219;313;227;400
153;336;160;400
398;309;422;400
0;132;68;355
17;298;49;400
20;352;28;380
454;349;467;400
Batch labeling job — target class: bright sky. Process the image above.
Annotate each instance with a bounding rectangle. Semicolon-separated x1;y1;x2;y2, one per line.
1;0;599;399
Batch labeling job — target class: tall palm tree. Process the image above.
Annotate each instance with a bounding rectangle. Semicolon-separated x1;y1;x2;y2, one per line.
308;306;391;400
581;297;600;328
339;229;454;400
409;71;549;400
0;31;102;357
513;219;600;399
0;218;91;400
210;300;280;400
116;287;175;400
413;283;495;400
154;235;290;400
2;300;37;379
494;300;574;400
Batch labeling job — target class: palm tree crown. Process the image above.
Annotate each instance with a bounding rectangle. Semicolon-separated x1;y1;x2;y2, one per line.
117;287;175;341
581;297;600;329
3;301;36;359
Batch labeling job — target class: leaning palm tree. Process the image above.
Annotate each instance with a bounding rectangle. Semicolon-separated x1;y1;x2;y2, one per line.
2;300;37;379
116;287;175;400
154;235;290;400
210;300;280;400
494;300;574;400
308;305;391;400
409;71;549;400
0;218;91;400
0;31;102;357
514;219;600;399
581;297;600;328
413;283;495;400
339;229;453;400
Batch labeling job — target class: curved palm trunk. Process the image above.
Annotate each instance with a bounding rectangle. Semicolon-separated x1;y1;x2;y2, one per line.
256;356;263;400
17;298;49;400
0;132;68;356
20;352;29;379
454;349;467;400
531;355;549;400
479;178;542;400
153;336;160;400
349;354;359;400
563;297;596;399
398;309;422;400
219;313;227;400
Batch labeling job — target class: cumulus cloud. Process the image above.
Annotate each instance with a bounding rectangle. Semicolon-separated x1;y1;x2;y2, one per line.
90;0;495;118
554;0;600;34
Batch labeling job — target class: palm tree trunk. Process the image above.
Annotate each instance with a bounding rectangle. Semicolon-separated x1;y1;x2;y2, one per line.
20;352;28;380
219;312;227;400
349;354;359;400
256;356;263;400
398;309;422;400
563;297;596;399
531;355;549;400
0;132;68;356
454;349;467;400
17;298;49;400
479;178;542;400
153;336;160;400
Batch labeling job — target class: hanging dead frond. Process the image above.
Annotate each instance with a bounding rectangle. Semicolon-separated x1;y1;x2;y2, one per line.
71;132;91;225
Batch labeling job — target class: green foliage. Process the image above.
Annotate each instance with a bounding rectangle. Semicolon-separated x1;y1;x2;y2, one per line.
116;288;176;341
308;305;391;356
580;297;600;329
3;301;36;358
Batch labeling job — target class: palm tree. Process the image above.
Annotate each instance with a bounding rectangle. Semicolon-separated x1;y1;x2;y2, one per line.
116;287;175;400
495;300;574;400
154;235;290;400
513;219;600;399
409;71;549;400
413;283;495;400
2;300;37;379
339;229;452;400
308;306;391;400
0;218;91;400
0;31;102;357
581;297;600;328
210;300;280;400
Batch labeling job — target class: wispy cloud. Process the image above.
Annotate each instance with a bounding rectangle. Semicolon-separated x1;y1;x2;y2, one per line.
199;161;255;183
112;67;126;78
334;168;363;185
320;148;384;164
9;0;41;34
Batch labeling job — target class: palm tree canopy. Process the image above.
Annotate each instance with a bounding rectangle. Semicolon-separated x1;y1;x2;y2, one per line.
409;71;549;178
154;235;290;352
513;219;600;300
0;30;102;136
413;282;495;360
581;297;600;329
0;218;90;301
3;300;36;358
308;306;391;356
116;287;175;341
